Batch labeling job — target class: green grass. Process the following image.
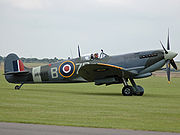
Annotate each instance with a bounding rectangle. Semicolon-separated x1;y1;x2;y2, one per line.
0;70;180;132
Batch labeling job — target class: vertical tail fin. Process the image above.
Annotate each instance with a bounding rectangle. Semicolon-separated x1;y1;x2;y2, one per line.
4;53;24;74
4;53;29;84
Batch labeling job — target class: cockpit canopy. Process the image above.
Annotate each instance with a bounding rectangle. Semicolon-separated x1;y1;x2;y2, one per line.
81;50;108;61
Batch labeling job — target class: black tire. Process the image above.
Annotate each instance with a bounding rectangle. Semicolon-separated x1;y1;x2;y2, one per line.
122;86;133;96
134;85;144;96
135;91;144;96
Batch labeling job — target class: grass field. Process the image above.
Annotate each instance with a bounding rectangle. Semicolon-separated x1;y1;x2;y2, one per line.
0;68;180;132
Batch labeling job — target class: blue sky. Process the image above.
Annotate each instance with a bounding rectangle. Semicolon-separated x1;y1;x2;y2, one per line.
0;0;180;60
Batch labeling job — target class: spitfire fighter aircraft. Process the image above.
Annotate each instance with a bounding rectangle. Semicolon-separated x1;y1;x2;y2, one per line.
4;33;178;96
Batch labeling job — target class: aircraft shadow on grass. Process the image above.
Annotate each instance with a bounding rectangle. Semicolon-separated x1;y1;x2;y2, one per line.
23;88;122;97
23;88;179;98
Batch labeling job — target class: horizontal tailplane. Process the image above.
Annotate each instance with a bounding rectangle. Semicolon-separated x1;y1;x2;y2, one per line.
4;53;29;83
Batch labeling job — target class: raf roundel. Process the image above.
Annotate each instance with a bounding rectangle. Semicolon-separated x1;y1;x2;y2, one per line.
59;61;75;78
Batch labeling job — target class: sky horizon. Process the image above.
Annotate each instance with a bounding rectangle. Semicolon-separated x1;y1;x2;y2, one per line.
1;0;180;60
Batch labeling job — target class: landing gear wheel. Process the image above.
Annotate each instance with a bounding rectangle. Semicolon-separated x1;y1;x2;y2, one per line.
122;86;133;96
14;83;24;90
134;85;144;96
15;85;20;90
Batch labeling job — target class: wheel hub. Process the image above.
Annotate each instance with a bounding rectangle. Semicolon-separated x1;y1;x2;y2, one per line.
124;88;131;95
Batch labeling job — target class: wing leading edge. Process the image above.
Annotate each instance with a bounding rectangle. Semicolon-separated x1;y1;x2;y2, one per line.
78;63;137;82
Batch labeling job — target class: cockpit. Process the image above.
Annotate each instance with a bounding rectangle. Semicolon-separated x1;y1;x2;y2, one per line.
81;49;109;61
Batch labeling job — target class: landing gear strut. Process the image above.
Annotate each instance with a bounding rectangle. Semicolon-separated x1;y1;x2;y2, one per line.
15;83;24;90
122;78;144;96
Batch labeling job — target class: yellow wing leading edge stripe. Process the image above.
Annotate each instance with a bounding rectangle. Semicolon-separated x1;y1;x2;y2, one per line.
97;63;124;70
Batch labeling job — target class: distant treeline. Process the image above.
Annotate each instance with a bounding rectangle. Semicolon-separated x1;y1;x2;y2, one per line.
1;55;180;64
0;56;62;63
0;56;3;62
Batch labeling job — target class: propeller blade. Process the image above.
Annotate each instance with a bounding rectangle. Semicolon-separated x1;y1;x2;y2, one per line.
166;60;171;84
170;59;177;70
160;41;168;54
78;45;81;57
167;29;170;50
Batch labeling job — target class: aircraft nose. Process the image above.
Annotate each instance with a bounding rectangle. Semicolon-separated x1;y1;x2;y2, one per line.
164;51;178;60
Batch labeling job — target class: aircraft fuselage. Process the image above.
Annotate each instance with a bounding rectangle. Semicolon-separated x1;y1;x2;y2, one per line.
5;50;165;84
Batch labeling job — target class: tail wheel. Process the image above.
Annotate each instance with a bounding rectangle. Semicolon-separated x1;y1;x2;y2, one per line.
14;83;24;90
122;86;133;96
15;85;20;90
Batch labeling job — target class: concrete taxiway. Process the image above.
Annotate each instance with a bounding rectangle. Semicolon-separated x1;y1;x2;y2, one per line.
0;122;179;135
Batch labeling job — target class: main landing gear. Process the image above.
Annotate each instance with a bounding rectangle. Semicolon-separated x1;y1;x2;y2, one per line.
15;83;24;90
122;78;144;96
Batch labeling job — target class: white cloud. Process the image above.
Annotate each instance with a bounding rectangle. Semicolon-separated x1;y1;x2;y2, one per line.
1;0;51;10
97;0;133;7
0;0;180;59
1;0;179;14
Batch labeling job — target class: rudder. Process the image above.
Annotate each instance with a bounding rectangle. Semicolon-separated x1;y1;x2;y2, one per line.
4;53;25;74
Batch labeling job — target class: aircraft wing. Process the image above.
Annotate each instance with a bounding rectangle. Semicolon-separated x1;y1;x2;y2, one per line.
78;63;137;82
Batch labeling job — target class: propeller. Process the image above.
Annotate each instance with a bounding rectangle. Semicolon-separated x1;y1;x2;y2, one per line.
167;29;170;50
160;41;168;54
166;60;171;83
160;30;178;83
170;59;177;70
